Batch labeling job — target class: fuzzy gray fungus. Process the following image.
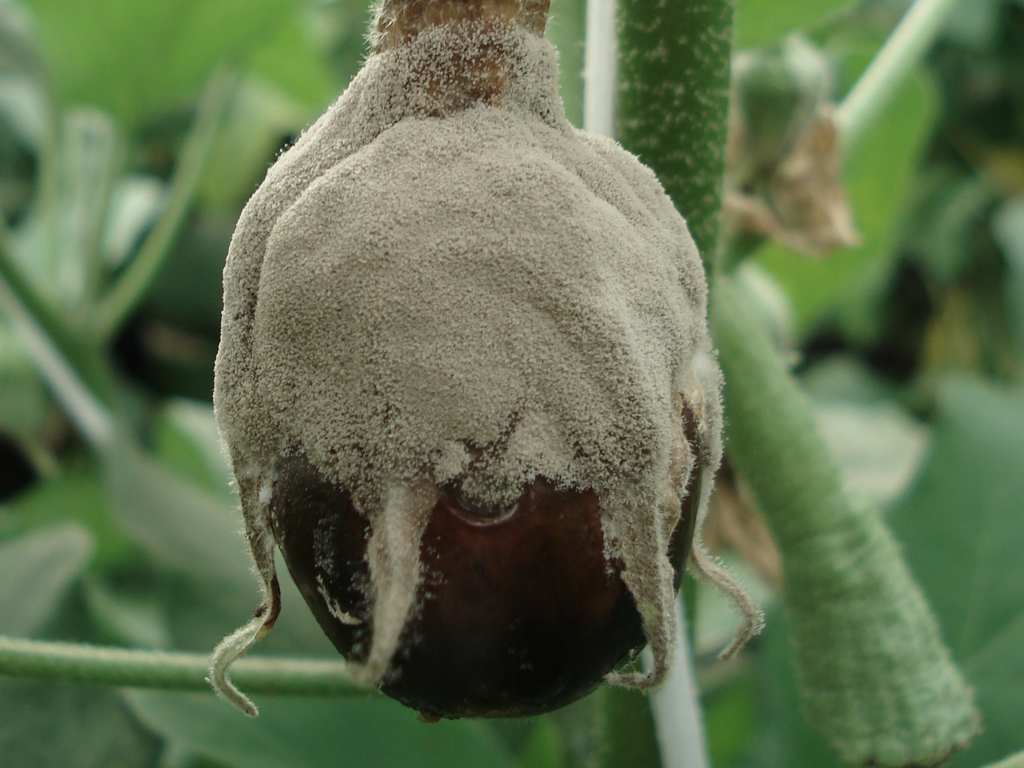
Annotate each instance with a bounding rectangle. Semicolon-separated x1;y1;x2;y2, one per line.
208;5;758;719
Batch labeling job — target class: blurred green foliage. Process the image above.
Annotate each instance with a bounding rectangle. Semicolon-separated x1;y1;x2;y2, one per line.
1;0;1023;767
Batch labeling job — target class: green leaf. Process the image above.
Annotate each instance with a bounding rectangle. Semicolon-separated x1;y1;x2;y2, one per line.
0;681;161;768
748;606;845;768
144;213;232;337
101;174;167;269
799;354;899;404
83;575;173;649
0;0;52;151
734;0;855;50
983;751;1024;768
46;108;122;312
195;78;309;212
940;0;1002;50
2;459;134;571
0;523;93;636
247;17;339;110
539;693;602;768
22;0;307;127
757;73;936;334
992;197;1024;351
104;439;335;655
889;377;1024;767
99;454;242;652
901;167;999;284
92;68;235;341
703;671;757;768
150;397;233;499
104;439;249;587
127;691;515;768
302;0;376;94
811;399;930;508
6;99;124;315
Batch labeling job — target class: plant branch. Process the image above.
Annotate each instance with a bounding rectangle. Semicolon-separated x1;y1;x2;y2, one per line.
835;0;961;147
709;274;978;766
583;0;617;136
982;750;1024;768
616;0;734;259
612;2;736;766
0;235;114;449
643;600;709;768
0;636;369;698
92;68;236;341
0;219;69;355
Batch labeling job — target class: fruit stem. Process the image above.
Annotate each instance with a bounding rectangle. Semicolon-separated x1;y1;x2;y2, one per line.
0;635;368;698
374;0;551;52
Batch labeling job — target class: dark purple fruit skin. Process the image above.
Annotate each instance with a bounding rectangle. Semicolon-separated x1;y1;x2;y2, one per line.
268;455;375;663
389;480;646;718
269;449;699;720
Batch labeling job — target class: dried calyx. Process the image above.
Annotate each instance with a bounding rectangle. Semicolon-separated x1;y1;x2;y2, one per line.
209;0;759;721
723;36;859;258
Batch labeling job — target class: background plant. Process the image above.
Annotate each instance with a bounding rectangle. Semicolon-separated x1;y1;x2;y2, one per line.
0;0;1023;767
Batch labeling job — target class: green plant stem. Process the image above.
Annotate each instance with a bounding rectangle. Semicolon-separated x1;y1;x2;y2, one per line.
583;0;616;136
616;0;734;259
613;3;735;766
709;275;845;545
835;0;961;147
644;602;709;768
92;68;236;341
0;231;115;448
983;751;1024;768
0;222;67;358
710;275;977;766
0;636;369;698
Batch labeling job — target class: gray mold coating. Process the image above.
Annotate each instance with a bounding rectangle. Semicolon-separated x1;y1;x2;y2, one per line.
209;18;757;716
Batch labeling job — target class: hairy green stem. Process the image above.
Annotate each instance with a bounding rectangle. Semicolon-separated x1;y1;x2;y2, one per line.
614;2;735;766
836;0;961;147
710;276;846;545
0;636;369;698
616;0;733;258
710;275;978;767
92;68;236;341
